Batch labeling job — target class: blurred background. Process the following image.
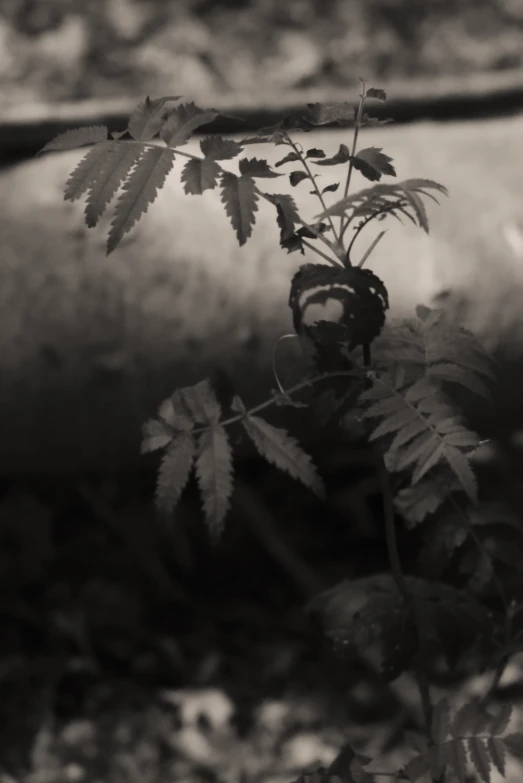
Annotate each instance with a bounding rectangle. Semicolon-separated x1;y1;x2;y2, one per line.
2;0;523;106
2;3;523;782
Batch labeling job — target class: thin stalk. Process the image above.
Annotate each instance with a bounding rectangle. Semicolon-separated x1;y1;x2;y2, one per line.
339;80;366;238
377;454;433;734
284;134;341;248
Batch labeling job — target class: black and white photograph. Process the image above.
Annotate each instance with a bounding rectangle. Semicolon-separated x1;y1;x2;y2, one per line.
2;1;523;781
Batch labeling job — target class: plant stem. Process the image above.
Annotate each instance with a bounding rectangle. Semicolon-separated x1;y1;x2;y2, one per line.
284;134;341;248
300;238;342;266
377;450;433;735
255;188;345;262
191;368;360;436
343;199;408;262
339;79;366;238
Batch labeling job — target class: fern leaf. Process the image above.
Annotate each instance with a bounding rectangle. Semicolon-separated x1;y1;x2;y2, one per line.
452;701;480;738
231;395;247;415
40;125;108;154
127;95;180;141
141;418;173;453
313;143;351;167
449;738;469;783
401;178;449;197
395;474;458;525
368;407;416;441
423;319;496;382
435;417;479;447
403;187;429;232
360;395;404;419
264;192;300;241
107;146;175;254
238;157;281;178
64;141;115;202
158;393;193;431
451;700;496;738
195;425;234;537
417;392;455;417
487;738;506;776
468;738;492;783
442;445;478;504
181;158;221;194
220;172;259;246
155;432;195;517
305;101;355;126
394;431;434;473
177;378;221;425
200;135;244;160
404;377;438;404
351;146;396;181
366;87;387;100
389;417;429;453
314;179;447;227
429;362;492;400
491;704;513;736
503;733;523;756
403;752;430;783
242;415;324;498
160;101;218;147
275;151;301;167
431;742;452;781
84;143;145;227
411;441;445;484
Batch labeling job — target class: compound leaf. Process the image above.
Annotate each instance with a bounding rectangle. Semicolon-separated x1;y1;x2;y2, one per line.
181;158;221;194
200;135;243;160
107;146;175;253
468;738;492;783
488;738;506;777
127;96;180;141
220;171;259;245
160;101;218;147
141;419;173;454
64;140;117;202
84;142;145;227
40;125;108;154
195;425;234;537
238;157;281;178
155;432;196;517
352;146;396;181
242;414;324;498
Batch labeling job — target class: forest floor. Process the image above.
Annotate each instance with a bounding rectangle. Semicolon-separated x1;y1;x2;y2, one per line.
2;0;523;107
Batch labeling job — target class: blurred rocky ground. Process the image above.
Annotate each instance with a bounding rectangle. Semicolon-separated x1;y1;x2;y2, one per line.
2;0;523;107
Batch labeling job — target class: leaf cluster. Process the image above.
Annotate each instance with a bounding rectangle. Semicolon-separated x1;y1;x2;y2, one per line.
309;573;494;683
401;699;523;783
41;87;445;264
44;81;523;783
142;379;325;535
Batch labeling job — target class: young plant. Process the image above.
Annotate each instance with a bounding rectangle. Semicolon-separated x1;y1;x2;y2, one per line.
42;81;523;781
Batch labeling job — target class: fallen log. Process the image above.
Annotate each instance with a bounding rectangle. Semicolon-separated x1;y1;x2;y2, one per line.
2;113;523;474
3;68;523;163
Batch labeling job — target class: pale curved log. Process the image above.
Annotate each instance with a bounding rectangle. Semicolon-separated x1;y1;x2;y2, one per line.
1;115;523;473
